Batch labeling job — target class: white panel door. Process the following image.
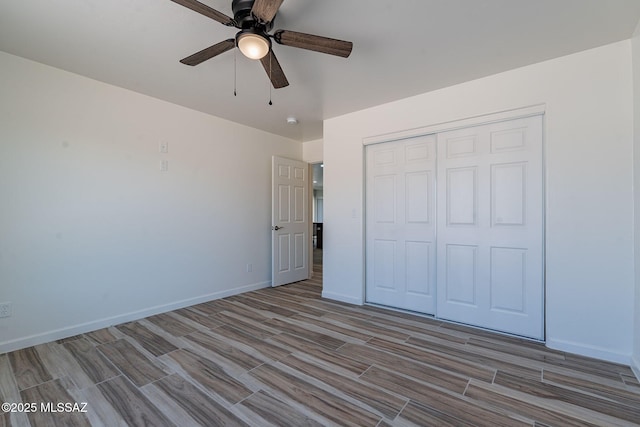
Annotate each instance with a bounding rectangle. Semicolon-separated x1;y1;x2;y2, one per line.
272;156;309;287
436;115;544;339
366;135;437;314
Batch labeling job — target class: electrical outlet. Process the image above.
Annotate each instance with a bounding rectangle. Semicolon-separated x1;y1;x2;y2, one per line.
0;302;12;318
160;159;169;172
246;263;252;273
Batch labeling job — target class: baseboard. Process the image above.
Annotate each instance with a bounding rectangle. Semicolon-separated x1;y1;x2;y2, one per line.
546;337;632;365
0;281;271;354
632;354;640;382
321;290;363;306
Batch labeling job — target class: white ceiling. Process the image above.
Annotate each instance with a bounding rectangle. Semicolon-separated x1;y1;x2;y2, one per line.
1;0;639;142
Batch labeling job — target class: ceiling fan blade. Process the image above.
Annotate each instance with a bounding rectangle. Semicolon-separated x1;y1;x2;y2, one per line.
274;30;352;58
180;39;235;66
259;50;289;89
170;0;235;26
251;0;284;24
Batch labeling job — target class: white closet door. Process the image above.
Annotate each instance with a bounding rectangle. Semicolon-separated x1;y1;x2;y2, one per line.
436;115;544;339
366;135;437;314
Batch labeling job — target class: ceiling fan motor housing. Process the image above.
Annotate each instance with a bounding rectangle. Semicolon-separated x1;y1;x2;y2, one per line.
232;0;274;30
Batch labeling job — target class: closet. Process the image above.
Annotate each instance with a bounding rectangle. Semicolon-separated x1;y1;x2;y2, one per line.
365;115;544;339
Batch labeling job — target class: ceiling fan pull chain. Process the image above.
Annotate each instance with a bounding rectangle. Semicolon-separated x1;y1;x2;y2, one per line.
268;52;273;105
234;47;237;96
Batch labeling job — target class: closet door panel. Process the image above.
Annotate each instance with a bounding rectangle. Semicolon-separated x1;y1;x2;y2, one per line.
436;115;544;339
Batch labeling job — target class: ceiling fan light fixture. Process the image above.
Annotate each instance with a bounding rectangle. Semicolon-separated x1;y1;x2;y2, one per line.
173;0;353;90
237;31;271;60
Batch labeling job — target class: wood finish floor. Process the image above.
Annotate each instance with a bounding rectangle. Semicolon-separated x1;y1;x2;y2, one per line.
2;268;640;426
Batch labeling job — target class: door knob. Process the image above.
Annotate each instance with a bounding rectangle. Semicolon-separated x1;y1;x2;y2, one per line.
273;226;283;230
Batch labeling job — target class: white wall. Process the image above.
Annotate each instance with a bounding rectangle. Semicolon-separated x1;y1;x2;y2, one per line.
324;41;635;364
632;21;640;378
0;51;301;353
302;138;323;164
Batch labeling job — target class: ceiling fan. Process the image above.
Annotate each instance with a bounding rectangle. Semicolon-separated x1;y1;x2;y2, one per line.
170;0;353;89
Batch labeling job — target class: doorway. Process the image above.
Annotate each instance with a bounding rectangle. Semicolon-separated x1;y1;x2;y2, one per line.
312;162;324;269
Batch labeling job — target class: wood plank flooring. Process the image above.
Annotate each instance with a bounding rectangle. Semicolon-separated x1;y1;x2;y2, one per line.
1;267;639;426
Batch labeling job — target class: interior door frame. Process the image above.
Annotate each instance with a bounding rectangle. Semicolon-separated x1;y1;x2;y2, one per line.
362;104;547;339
